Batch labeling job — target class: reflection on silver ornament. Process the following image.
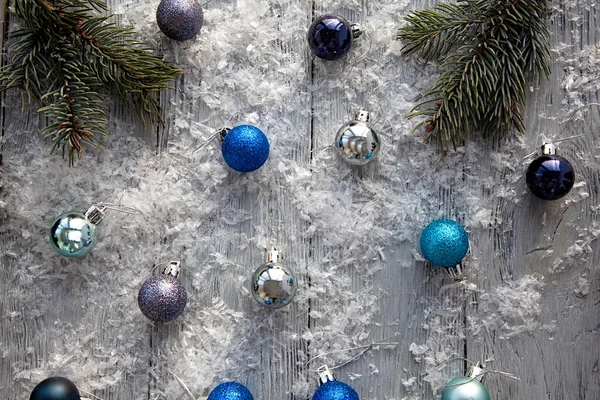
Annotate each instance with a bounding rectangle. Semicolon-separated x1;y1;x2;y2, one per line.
251;248;296;309
49;205;105;258
441;364;490;400
156;0;203;41
334;110;380;166
138;261;187;323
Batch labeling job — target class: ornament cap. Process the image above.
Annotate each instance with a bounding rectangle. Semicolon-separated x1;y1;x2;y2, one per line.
162;260;182;278
467;363;486;382
354;109;370;123
541;142;557;155
217;127;231;142
351;23;364;39
265;247;283;264
445;263;465;280
317;365;336;385
84;205;106;225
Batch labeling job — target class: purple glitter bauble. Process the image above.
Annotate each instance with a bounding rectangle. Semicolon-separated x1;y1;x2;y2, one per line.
156;0;203;41
138;275;187;323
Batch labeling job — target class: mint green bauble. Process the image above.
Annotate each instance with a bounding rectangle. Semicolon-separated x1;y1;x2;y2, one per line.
49;212;98;258
441;377;490;400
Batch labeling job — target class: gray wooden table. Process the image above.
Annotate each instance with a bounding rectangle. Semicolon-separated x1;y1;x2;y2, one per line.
0;0;599;399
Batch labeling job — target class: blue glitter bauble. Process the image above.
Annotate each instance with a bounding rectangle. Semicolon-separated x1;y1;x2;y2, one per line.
49;212;98;258
440;377;490;400
207;382;254;400
312;381;359;400
420;219;469;268
156;0;203;41
30;377;80;400
138;274;187;323
526;154;575;200
221;125;270;173
307;15;354;60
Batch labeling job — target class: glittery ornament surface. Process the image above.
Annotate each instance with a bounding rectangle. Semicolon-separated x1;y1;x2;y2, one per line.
138;274;187;323
526;154;575;200
221;125;270;173
30;377;80;400
440;377;490;400
312;381;359;400
207;382;254;400
307;15;353;60
49;212;98;258
420;219;469;267
156;0;203;41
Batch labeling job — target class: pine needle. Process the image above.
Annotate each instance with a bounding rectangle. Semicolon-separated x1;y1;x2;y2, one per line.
397;0;551;153
0;0;183;165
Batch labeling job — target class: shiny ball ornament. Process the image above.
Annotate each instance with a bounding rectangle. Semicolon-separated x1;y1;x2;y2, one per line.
138;273;187;323
308;15;359;60
334;109;380;166
526;143;575;200
221;125;270;173
313;381;359;400
50;209;102;258
30;377;80;400
251;249;296;308
420;219;469;268
440;377;490;400
156;0;203;41
207;382;254;400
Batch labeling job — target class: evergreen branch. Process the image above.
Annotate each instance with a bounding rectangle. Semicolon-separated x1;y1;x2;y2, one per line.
0;0;183;165
398;0;551;153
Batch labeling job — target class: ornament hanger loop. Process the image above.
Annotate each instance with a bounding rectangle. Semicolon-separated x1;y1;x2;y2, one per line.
554;102;600;141
151;260;182;277
304;337;398;372
169;370;199;400
76;386;104;400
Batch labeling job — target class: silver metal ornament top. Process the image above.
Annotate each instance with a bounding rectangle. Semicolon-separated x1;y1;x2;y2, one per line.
351;23;364;39
317;365;336;385
162;261;182;278
445;263;465;281
265;247;283;264
467;363;486;382
541;142;557;155
334;109;381;166
84;205;106;225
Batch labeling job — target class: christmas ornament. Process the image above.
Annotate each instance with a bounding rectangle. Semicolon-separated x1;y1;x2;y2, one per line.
526;142;575;200
441;364;490;400
312;366;359;400
420;219;469;278
207;382;254;400
307;14;364;60
138;261;187;323
334;109;380;166
251;248;296;309
30;377;88;400
49;205;105;258
156;0;203;41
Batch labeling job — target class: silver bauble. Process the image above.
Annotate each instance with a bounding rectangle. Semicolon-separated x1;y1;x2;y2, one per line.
251;249;296;309
334;109;380;166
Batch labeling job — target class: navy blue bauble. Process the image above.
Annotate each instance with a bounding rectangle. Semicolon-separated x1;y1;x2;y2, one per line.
30;377;80;400
221;125;270;173
312;381;359;400
420;219;469;268
307;14;354;60
207;382;254;400
526;154;575;200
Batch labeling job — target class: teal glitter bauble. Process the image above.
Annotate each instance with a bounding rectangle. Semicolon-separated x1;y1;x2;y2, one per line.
440;377;490;400
419;219;468;267
207;382;254;400
49;212;98;258
312;381;359;400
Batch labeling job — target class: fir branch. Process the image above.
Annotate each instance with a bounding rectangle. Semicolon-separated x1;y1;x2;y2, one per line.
0;0;183;165
398;0;551;152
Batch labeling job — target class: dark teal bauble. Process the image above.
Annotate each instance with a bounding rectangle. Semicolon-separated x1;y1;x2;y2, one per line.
312;380;359;400
440;377;490;400
207;382;254;400
30;377;80;400
49;212;98;258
